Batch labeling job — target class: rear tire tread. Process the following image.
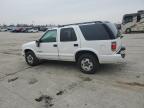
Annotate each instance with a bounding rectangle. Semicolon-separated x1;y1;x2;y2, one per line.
77;53;99;74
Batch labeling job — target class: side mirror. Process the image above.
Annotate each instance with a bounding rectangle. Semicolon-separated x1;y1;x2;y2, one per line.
36;40;40;47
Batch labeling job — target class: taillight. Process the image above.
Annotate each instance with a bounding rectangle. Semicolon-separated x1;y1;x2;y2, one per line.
111;42;117;51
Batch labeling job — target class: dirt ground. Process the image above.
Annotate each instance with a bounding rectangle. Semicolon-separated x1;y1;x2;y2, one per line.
0;32;144;108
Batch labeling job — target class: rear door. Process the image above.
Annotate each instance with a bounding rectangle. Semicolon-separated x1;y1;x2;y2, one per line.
58;27;80;61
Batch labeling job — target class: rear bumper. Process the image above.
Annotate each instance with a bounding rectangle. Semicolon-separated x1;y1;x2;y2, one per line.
99;54;126;64
99;46;126;64
117;46;126;58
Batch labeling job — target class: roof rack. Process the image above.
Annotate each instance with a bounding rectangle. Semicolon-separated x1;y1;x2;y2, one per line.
58;21;102;27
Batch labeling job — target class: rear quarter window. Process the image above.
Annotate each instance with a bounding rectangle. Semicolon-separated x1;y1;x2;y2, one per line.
106;23;119;38
79;24;111;40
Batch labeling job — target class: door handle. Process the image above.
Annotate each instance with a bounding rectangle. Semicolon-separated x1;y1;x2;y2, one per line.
74;44;78;47
53;44;57;47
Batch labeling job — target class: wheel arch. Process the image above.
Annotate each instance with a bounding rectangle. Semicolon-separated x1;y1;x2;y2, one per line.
24;49;35;54
125;28;131;33
75;50;99;62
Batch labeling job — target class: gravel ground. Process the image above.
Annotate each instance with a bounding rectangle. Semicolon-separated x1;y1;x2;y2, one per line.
0;32;144;108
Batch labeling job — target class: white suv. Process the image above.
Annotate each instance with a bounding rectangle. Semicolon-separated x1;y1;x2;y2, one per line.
22;21;126;74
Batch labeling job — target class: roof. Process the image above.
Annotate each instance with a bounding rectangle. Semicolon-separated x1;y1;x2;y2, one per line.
58;21;110;28
123;10;144;18
123;13;138;18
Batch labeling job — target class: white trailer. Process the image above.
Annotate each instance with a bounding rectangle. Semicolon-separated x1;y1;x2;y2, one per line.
121;10;144;33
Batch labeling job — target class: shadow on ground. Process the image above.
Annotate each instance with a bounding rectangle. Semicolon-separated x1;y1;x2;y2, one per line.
37;60;126;75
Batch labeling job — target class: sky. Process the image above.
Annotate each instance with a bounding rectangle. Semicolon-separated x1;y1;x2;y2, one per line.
0;0;144;25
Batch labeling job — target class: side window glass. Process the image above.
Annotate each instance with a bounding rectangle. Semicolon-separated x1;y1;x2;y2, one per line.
137;15;141;22
124;16;133;24
60;28;77;42
79;24;110;40
40;30;57;42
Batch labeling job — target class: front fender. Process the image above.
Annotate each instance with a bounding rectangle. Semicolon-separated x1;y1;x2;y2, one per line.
22;47;36;57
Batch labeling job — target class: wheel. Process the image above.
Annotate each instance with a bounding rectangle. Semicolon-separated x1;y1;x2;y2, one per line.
77;53;99;74
25;51;39;66
126;28;131;34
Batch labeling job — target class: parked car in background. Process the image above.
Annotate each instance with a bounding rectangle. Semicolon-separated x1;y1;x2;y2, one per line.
39;27;48;32
22;21;126;74
27;28;39;33
21;28;29;33
0;28;7;32
7;27;13;32
11;27;23;33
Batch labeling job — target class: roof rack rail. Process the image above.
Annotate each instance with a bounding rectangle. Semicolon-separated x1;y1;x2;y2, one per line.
58;21;102;27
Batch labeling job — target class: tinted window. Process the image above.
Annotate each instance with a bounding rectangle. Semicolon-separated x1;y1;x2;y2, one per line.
141;14;144;18
137;14;141;22
60;28;77;42
40;30;57;42
123;16;133;24
79;24;110;40
106;23;119;38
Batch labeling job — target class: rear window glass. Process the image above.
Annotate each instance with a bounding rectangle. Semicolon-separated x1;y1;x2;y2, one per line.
79;24;110;40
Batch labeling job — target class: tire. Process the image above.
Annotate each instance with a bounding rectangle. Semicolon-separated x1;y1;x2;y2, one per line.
25;51;39;66
126;28;131;34
77;53;99;74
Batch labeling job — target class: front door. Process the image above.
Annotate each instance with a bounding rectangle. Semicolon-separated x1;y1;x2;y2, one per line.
37;30;58;60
